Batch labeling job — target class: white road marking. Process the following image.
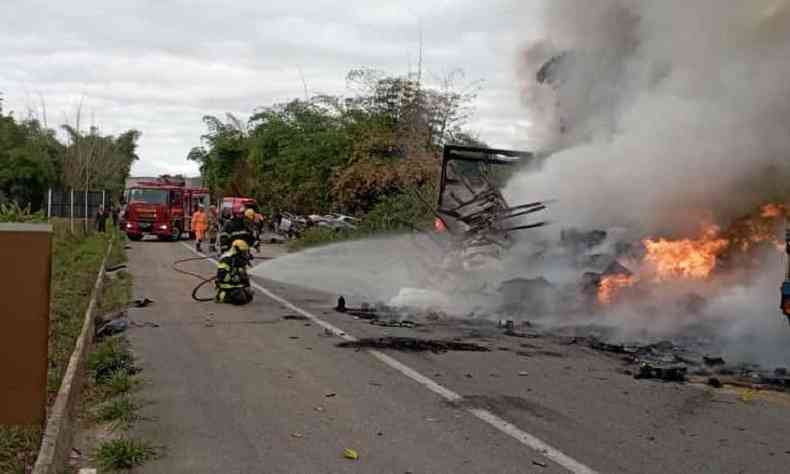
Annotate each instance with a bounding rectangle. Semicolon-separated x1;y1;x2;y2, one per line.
179;242;598;474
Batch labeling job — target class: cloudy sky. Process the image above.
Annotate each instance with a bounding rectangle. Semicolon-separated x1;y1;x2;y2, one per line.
0;0;543;176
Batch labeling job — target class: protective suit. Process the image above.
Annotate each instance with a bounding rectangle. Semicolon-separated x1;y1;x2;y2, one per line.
191;207;208;252
215;240;254;305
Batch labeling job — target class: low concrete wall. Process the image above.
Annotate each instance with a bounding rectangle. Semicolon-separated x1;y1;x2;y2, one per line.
32;239;113;474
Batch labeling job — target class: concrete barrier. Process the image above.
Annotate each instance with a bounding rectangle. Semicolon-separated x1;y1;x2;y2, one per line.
32;238;113;474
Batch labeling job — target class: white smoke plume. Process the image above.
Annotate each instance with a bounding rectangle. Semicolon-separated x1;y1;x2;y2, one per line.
509;0;790;236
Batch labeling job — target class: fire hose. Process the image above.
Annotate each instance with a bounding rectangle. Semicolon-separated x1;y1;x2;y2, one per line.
171;255;272;303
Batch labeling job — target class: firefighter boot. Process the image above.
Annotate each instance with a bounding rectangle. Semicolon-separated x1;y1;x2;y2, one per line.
196;241;202;253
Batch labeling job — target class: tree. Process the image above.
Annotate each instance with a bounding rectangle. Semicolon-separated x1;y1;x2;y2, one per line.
192;68;483;217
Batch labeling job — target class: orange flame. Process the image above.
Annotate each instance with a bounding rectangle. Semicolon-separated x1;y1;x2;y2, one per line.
596;203;786;306
761;203;785;219
598;274;637;304
642;225;729;281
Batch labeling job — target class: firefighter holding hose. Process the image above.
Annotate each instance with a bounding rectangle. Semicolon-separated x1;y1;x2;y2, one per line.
216;239;254;305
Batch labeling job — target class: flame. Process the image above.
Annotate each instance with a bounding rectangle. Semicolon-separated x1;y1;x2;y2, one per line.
597;203;786;306
761;203;785;218
642;225;729;281
598;274;637;304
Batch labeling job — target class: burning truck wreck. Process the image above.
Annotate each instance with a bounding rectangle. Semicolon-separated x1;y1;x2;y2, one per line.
254;0;790;393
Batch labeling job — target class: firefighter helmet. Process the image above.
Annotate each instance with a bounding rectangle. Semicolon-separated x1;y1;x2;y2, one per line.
244;208;255;220
232;239;250;253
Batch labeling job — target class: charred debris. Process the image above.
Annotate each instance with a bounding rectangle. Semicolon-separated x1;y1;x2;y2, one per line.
435;146;549;267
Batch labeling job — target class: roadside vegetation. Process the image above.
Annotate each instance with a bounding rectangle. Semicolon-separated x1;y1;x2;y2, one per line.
0;95;141;210
0;206;122;473
189;68;483;248
75;238;161;472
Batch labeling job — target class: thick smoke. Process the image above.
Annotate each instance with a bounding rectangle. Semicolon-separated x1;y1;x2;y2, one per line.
254;1;790;366
509;0;790;236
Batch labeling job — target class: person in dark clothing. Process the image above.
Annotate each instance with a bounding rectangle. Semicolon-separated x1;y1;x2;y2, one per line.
111;204;120;228
95;207;107;232
218;209;257;252
215;239;254;305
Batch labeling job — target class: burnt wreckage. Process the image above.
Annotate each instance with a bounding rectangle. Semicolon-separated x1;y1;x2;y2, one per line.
435;146;549;265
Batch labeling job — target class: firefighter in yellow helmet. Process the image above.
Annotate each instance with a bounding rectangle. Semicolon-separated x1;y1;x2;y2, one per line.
215;239;254;305
219;207;257;252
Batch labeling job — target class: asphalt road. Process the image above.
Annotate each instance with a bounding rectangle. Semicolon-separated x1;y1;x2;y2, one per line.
125;239;790;474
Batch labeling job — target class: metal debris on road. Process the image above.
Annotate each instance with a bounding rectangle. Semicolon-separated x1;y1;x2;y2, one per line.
131;297;154;308
532;460;548;468
337;337;490;353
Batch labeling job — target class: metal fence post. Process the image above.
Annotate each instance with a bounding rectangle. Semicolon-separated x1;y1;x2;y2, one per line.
70;189;74;234
85;189;89;234
47;189;52;219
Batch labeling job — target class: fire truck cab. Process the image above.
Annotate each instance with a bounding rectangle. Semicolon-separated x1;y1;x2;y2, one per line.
123;181;209;241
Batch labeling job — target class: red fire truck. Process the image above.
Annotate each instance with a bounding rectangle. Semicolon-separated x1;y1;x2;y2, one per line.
123;180;210;241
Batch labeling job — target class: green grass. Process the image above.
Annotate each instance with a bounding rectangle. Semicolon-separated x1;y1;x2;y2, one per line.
48;230;114;395
94;397;145;431
87;338;138;385
93;437;159;471
0;426;41;474
99;270;132;316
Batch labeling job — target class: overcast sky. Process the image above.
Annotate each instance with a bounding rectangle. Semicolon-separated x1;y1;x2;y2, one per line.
0;0;543;176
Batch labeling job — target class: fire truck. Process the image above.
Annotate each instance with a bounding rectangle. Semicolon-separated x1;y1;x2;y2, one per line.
123;179;209;241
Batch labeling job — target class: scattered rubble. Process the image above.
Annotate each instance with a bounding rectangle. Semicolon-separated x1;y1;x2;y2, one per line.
96;319;129;338
131;297;154;308
283;315;309;321
337;337;490;353
635;363;687;382
583;335;790;390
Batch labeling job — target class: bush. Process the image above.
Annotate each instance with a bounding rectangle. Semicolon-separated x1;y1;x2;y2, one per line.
93;438;159;471
0;202;46;223
287;185;436;251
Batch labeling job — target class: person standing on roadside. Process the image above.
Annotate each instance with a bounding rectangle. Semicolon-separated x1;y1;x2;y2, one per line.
95;206;107;233
111;203;120;228
207;204;219;253
191;205;209;252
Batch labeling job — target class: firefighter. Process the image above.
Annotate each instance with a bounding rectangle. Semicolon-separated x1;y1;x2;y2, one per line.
219;208;257;252
191;205;209;252
216;239;254;305
207;204;219;253
245;205;266;246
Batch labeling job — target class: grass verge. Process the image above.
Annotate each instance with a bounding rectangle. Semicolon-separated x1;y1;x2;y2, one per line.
93;437;159;471
0;227;120;473
94;397;145;431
